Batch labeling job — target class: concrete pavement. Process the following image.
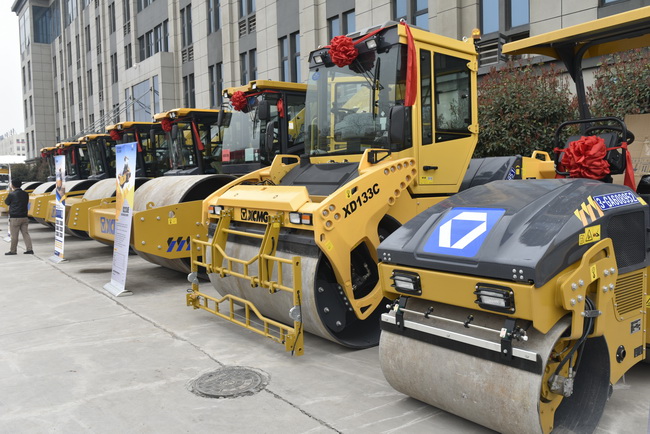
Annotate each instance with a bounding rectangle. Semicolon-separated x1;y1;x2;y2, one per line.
1;216;649;433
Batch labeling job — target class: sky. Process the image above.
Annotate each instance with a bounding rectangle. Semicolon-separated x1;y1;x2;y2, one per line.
0;6;24;136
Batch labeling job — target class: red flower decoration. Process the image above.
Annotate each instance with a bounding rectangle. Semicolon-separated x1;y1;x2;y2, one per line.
161;117;173;132
329;35;358;67
231;91;248;111
562;136;611;180
109;130;123;141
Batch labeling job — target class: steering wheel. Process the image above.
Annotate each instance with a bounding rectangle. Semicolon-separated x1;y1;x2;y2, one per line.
585;125;635;145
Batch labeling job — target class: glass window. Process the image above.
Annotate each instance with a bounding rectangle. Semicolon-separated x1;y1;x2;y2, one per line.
250;50;257;81
85;26;91;51
240;53;248;84
420;50;432;145
482;0;499;34
279;36;289;82
344;10;355;34
395;0;407;21
434;53;471;143
132;79;151;122
153;75;159;114
207;0;220;33
292;33;300;83
87;69;93;95
328;16;340;39
509;0;529;28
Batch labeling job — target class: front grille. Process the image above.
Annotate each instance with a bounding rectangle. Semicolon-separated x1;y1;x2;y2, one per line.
614;271;645;317
607;211;646;269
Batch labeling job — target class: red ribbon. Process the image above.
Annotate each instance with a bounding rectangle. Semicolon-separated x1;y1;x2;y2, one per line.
277;98;284;118
161;117;173;132
191;122;204;151
134;130;143;152
109;129;123;141
402;21;417;107
329;35;359;67
231;91;248;111
554;136;636;189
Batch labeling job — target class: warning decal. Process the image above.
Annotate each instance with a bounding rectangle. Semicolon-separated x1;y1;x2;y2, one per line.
578;225;601;246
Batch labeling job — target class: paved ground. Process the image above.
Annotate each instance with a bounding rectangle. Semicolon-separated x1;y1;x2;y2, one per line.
1;216;649;434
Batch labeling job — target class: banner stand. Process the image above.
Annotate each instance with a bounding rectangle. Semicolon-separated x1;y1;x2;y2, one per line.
103;281;132;297
49;155;67;264
3;217;9;243
104;142;137;297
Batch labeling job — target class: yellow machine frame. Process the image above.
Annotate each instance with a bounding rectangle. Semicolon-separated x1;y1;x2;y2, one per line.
187;24;557;353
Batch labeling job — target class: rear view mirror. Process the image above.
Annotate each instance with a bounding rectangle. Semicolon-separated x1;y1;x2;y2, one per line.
258;100;271;122
389;105;410;146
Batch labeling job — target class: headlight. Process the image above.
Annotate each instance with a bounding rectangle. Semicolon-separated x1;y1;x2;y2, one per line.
474;284;515;313
313;55;324;64
289;212;312;225
208;205;223;215
169;112;177;119
390;270;422;295
365;38;377;50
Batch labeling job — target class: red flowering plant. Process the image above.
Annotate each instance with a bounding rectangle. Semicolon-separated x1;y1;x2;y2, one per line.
329;35;359;67
230;91;249;111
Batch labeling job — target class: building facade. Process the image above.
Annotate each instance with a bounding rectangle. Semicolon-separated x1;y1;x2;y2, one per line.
12;0;650;159
0;131;28;157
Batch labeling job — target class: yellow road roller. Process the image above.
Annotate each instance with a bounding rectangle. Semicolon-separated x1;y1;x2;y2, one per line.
83;122;169;244
186;22;555;354
45;134;121;238
128;81;308;275
377;7;650;433
30;141;99;228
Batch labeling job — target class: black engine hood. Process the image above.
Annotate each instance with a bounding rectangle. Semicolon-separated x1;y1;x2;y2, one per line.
378;179;649;287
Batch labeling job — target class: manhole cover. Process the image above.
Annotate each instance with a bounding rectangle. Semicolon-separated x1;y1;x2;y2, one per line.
190;366;270;399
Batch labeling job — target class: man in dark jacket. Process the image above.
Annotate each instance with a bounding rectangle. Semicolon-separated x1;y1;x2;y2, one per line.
4;179;33;255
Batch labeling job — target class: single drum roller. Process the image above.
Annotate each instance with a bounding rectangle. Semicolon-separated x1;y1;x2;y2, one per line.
131;174;235;274
64;178;116;239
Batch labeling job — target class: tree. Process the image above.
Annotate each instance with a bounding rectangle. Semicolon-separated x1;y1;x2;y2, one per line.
476;61;577;158
587;48;650;118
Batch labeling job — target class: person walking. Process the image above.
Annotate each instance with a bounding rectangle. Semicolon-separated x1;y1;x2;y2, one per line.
4;179;33;255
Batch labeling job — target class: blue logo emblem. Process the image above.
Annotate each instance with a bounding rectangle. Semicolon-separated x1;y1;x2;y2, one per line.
593;191;639;211
100;217;116;234
506;167;516;180
423;208;506;257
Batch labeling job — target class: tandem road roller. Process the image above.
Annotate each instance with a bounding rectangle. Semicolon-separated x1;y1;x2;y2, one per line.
186;22;556;354
377;7;650;434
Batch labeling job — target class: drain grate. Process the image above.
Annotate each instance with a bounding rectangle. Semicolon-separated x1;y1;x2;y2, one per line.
189;366;270;399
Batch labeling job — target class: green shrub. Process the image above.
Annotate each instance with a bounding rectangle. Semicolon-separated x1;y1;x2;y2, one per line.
476;61;577;157
587;48;650;118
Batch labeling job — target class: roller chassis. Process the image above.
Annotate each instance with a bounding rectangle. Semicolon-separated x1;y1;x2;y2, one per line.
188;149;424;350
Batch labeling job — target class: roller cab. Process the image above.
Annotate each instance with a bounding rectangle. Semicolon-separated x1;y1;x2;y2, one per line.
378;179;648;433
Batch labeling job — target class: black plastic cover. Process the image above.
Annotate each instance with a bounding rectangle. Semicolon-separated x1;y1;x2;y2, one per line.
459;156;521;191
280;161;358;196
378;179;649;287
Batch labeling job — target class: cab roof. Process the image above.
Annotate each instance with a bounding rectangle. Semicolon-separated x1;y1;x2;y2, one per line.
153;108;221;121
106;121;160;132
224;80;308;98
503;6;650;60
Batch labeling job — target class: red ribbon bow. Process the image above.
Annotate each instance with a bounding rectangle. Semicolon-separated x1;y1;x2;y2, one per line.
231;91;248;111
